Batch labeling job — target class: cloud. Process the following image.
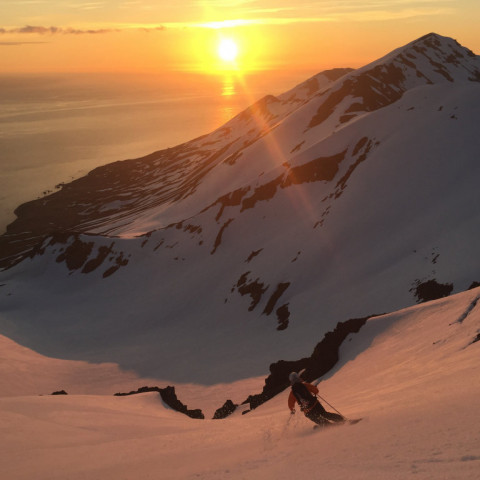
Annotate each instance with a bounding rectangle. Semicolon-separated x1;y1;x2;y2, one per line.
0;0;454;38
0;24;170;35
189;0;455;26
70;2;105;10
162;0;455;29
193;0;256;6
0;25;120;35
0;41;49;46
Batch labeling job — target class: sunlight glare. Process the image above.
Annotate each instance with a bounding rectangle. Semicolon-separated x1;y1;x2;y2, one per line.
218;38;239;63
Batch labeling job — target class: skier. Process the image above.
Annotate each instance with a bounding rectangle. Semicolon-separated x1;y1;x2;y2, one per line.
288;371;345;426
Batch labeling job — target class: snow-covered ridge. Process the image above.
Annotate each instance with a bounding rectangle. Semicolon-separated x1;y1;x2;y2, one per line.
305;33;480;129
1;34;478;250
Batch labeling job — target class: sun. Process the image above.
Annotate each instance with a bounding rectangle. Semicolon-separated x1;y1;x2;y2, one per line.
218;38;239;63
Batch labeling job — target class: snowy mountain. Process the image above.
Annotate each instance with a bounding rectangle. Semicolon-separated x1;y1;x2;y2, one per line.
0;33;479;384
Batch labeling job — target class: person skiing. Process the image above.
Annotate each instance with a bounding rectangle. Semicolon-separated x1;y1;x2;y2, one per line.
288;371;345;426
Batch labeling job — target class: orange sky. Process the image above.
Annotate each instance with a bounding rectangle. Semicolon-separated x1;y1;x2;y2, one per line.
1;1;479;75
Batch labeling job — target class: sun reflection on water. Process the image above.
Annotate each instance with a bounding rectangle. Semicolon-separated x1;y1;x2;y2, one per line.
220;75;238;124
221;75;236;97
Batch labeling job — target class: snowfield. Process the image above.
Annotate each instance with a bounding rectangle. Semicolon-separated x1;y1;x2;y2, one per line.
1;287;479;479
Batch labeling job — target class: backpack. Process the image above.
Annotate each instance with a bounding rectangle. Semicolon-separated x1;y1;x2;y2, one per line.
291;382;317;411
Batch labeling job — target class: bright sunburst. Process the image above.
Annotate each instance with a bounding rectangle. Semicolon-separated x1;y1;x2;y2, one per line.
218;38;239;62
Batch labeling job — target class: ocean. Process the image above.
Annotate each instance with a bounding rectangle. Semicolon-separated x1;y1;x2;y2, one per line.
0;70;313;234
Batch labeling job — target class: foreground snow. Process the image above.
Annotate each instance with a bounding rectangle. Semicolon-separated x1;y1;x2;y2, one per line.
1;288;479;479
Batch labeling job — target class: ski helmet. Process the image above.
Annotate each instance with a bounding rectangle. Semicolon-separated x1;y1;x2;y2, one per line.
289;372;301;384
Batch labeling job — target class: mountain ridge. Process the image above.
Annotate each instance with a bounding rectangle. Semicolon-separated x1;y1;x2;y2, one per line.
0;32;479;383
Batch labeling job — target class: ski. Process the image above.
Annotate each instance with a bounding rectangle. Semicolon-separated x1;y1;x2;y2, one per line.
313;418;363;430
348;418;363;425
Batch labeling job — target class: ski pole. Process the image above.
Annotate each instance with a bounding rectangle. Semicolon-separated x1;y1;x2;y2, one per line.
316;394;345;418
280;410;294;436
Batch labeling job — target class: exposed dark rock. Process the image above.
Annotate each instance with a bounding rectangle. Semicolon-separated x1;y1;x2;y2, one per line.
56;236;94;271
333;139;376;198
0;139;238;271
82;243;114;274
238;95;280;123
184;224;202;235
241;315;374;410
468;281;480;290
240;150;347;211
235;272;268;311
263;282;291;316
291;251;301;262
159;386;204;419
307;80;356;128
223;151;243;166
102;252;129;278
115;386;159;396
241;177;281;211
114;386;204;419
471;334;480;345
283;151;347;186
51;390;68;395
454;295;480;324
302;77;320;96
352;136;370;156
283;69;353;104
322;68;355;82
276;304;290;330
397;53;417;69
308;63;406;130
306;33;480;133
212;399;238;419
290;141;305;153
339;114;357;124
410;279;454;303
468;70;480;82
139;231;153;248
211;218;234;254
209;186;250;222
246;249;263;263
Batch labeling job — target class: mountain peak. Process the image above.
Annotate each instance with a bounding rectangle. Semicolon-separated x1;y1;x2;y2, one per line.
411;32;473;51
306;33;480;130
413;32;449;44
371;32;479;77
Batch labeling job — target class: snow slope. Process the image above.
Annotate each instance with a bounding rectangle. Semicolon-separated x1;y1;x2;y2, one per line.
0;33;479;384
1;287;479;480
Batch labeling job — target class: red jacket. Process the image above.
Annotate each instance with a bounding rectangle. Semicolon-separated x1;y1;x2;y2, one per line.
288;382;319;412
